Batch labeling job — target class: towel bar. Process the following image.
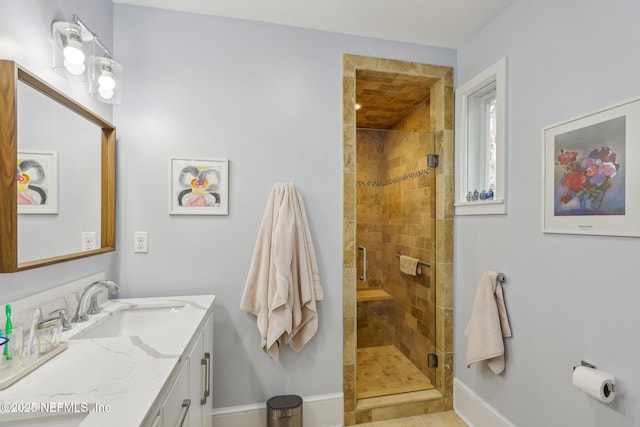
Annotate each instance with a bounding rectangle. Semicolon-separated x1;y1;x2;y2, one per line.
396;252;431;268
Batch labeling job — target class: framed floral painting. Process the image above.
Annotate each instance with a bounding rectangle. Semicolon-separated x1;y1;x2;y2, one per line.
169;157;229;215
543;96;640;236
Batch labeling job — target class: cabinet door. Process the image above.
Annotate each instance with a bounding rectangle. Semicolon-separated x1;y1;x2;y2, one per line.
189;312;214;427
163;360;191;427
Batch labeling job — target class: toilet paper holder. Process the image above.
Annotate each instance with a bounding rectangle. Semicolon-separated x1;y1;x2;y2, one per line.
573;361;615;393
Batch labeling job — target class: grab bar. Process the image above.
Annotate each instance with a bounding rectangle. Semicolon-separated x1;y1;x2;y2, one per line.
358;246;367;281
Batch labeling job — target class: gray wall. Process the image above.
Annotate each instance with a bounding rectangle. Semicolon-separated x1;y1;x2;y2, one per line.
112;5;455;408
0;0;114;301
455;0;640;426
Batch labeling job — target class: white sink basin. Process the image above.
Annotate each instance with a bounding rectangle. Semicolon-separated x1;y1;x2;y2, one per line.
71;305;184;340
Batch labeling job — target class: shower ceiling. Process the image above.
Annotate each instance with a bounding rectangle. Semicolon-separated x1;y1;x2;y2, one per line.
356;70;439;129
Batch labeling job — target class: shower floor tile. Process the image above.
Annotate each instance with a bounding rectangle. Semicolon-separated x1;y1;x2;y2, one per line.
356;411;467;427
357;345;434;399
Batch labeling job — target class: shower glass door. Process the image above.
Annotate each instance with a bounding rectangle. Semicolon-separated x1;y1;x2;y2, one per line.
355;128;437;401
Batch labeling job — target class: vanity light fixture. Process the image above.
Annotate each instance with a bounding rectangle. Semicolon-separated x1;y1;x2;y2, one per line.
89;56;123;104
51;15;123;104
51;20;94;79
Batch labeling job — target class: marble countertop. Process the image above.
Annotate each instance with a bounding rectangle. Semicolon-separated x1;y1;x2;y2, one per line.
0;295;215;426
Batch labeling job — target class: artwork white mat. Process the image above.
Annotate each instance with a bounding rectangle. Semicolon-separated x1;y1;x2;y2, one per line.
169;157;229;215
542;96;640;237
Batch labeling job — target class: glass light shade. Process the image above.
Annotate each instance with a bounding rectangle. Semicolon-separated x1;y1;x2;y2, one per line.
89;56;123;104
52;21;94;80
63;59;86;76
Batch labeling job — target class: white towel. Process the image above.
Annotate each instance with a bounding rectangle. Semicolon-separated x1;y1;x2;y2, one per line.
465;271;512;374
240;183;323;360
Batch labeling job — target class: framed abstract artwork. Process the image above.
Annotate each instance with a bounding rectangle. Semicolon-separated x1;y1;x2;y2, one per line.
169;157;229;215
17;150;58;214
542;96;640;237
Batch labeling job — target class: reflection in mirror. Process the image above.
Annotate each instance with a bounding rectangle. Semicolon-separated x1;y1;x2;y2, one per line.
0;60;116;272
17;81;102;263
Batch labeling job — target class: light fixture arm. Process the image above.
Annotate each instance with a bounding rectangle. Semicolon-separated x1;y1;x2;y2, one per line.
72;14;111;58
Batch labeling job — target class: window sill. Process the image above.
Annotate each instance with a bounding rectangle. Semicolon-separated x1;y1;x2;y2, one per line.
454;199;506;215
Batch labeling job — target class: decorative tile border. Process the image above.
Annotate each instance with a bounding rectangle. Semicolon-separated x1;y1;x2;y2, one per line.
357;168;431;187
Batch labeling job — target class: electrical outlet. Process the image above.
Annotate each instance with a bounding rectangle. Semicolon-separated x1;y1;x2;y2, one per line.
134;231;148;253
81;232;97;251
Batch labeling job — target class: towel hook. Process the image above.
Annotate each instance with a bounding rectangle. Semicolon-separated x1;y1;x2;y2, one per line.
496;273;506;283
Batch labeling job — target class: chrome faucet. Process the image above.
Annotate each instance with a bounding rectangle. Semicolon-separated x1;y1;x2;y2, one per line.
49;308;72;331
71;280;120;323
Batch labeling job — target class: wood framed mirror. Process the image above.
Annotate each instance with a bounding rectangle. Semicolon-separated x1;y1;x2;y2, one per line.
0;60;116;273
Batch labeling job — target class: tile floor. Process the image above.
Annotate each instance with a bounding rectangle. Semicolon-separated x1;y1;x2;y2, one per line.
357;346;434;399
356;410;467;426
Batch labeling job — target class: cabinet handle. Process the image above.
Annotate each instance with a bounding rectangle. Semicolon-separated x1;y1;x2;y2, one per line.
177;399;191;427
201;352;211;404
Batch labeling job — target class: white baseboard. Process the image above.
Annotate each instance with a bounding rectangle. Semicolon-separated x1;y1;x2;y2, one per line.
454;378;516;427
211;392;343;427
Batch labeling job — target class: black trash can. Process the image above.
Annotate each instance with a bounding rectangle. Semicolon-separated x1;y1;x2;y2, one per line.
266;395;303;427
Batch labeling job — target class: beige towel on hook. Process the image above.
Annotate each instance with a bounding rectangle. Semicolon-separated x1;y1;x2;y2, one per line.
399;255;421;276
240;183;323;360
465;271;512;374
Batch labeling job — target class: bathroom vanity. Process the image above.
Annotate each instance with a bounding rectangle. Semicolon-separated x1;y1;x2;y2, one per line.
0;295;215;427
0;61;215;426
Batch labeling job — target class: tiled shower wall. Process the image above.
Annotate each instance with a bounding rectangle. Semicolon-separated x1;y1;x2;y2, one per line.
356;132;385;292
355;101;436;381
382;128;436;383
356;131;393;349
386;102;436;381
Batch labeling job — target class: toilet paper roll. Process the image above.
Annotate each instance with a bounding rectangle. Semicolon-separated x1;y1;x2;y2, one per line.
572;366;616;403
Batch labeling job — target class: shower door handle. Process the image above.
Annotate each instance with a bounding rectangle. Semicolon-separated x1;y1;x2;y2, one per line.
358;246;367;281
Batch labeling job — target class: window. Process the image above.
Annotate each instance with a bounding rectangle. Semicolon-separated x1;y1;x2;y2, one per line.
455;57;507;215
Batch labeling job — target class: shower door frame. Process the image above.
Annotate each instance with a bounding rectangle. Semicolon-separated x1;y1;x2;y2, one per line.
342;55;454;425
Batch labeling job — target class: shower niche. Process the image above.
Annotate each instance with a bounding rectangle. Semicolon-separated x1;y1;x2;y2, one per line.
343;56;454;425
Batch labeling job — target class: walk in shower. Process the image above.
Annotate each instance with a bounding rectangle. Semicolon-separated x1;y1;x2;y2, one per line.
356;127;437;401
342;55;454;425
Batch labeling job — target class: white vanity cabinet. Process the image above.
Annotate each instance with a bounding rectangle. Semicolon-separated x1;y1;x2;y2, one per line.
189;312;214;427
0;295;216;427
162;360;191;427
146;311;214;427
